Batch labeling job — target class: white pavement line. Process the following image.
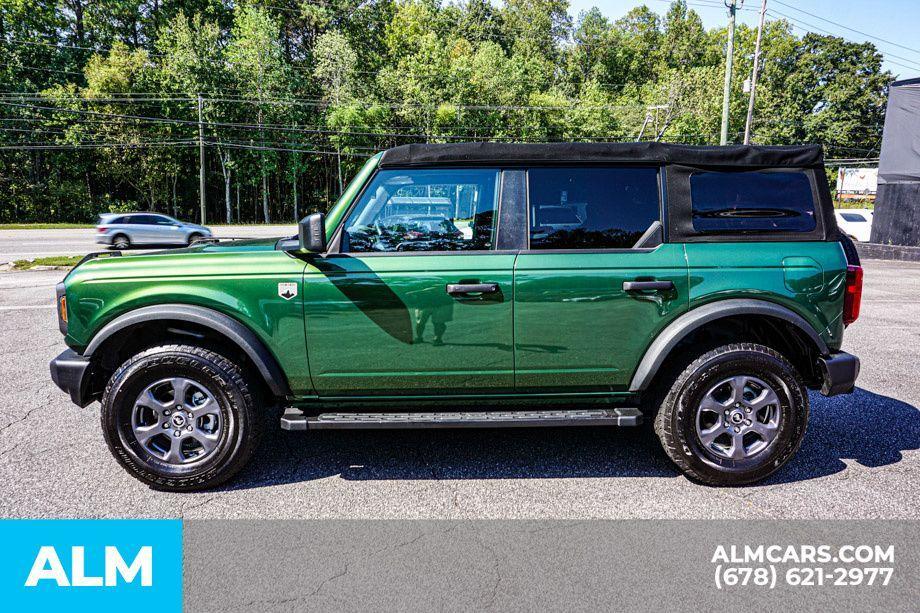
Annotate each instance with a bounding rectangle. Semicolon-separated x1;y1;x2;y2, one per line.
0;305;55;310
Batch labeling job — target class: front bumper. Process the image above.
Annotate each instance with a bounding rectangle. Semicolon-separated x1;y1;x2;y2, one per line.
818;351;860;396
49;349;94;407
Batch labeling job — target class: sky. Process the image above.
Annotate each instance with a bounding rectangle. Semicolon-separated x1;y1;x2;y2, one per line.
567;0;920;80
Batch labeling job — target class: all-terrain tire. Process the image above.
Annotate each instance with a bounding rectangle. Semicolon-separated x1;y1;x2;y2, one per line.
653;343;809;486
100;344;263;492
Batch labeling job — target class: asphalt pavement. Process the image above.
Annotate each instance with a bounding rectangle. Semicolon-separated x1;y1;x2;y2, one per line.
0;260;917;519
0;225;295;263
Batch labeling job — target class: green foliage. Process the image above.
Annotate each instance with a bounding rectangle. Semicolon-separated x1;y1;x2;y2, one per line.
11;255;83;270
0;0;893;224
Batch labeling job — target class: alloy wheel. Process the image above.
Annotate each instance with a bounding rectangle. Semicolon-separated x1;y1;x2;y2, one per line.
131;377;222;465
694;375;781;460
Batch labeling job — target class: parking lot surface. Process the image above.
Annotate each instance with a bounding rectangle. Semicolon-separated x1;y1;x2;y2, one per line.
0;260;917;519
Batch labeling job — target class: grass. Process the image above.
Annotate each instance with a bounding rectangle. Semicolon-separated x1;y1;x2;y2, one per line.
11;255;83;270
833;199;874;210
0;223;93;229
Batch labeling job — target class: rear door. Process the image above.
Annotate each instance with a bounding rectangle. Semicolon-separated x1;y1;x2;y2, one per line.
303;167;516;396
513;166;688;392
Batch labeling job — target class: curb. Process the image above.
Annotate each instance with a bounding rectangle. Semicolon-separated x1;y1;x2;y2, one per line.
855;243;920;262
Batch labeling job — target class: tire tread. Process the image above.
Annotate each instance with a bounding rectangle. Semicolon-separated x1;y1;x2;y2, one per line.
101;344;262;492
653;342;808;486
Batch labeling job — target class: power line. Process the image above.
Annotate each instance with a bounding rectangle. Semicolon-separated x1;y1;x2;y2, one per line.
770;0;920;57
0;141;197;151
768;9;920;71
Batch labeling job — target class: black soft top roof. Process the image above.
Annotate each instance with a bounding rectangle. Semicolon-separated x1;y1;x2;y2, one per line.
378;142;824;169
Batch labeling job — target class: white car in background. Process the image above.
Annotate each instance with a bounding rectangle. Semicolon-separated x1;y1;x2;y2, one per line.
834;208;873;242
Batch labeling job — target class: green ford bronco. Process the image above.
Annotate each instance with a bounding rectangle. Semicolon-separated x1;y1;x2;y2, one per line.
50;142;862;491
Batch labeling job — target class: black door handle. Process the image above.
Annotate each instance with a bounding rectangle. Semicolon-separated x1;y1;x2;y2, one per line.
622;280;674;292
446;283;499;296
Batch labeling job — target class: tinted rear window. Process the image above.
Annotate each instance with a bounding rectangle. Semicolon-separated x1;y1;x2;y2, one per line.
528;167;660;249
840;212;867;222
690;171;816;233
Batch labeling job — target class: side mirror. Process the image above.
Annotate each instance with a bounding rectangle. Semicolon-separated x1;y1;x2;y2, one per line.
298;212;327;252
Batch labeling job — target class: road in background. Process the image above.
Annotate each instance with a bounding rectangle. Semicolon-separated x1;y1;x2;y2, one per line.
0;225;295;263
0;260;916;519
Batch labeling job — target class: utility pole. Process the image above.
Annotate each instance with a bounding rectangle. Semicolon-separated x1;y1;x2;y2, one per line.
720;0;738;145
743;0;767;144
197;93;206;224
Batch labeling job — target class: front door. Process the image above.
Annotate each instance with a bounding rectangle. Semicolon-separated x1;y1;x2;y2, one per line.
304;167;515;396
513;166;688;392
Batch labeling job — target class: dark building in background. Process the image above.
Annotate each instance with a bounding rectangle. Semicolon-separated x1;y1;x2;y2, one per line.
872;77;920;246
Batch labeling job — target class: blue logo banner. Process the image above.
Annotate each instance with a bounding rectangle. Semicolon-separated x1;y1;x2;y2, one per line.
0;519;182;612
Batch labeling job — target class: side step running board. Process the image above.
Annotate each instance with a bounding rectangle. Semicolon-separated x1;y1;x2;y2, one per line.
280;407;642;430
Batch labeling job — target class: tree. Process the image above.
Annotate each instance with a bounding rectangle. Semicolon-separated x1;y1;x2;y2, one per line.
225;5;289;223
0;0;896;224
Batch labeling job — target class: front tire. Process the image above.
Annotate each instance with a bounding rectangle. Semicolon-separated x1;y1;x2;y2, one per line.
112;234;130;250
187;232;203;246
653;343;808;486
101;345;263;492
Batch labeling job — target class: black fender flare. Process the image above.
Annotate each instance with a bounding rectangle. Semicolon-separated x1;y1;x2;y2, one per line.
84;304;291;397
628;298;829;392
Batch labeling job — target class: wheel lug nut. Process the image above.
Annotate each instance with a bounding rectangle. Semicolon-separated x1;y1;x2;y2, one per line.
186;425;193;431
734;426;741;433
173;430;181;437
187;411;193;418
745;419;751;426
164;410;170;416
162;422;169;429
745;407;751;413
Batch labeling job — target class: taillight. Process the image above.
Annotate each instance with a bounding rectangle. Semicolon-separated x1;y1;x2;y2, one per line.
843;265;863;326
97;226;108;232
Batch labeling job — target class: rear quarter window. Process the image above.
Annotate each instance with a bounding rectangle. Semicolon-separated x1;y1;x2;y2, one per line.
690;171;816;233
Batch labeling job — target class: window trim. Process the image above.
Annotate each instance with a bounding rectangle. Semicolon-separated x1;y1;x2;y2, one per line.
522;164;665;253
328;166;509;256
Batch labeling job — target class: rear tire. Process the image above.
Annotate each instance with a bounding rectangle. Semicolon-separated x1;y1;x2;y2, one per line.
100;345;263;492
653;343;808;486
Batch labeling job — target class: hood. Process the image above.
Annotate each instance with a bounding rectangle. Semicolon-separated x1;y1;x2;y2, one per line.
65;236;296;283
159;236;286;255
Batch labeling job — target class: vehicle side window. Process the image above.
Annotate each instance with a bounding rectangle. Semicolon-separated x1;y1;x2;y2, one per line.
690;171;816;233
128;215;153;225
840;213;867;222
341;168;500;253
152;216;175;225
528;167;660;249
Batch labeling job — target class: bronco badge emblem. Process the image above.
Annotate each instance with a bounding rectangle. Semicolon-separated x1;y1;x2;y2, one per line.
278;282;297;300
